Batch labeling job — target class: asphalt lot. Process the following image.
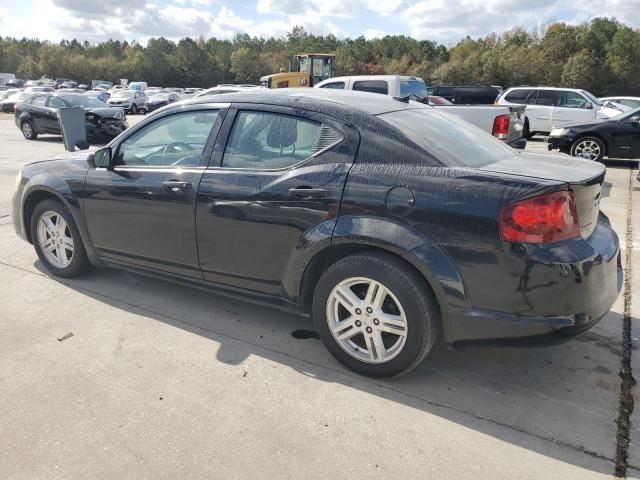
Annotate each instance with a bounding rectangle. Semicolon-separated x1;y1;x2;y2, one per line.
0;113;638;479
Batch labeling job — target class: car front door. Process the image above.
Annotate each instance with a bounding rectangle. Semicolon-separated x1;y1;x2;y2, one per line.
195;105;358;295
552;90;595;127
609;113;640;158
44;95;67;132
83;106;226;278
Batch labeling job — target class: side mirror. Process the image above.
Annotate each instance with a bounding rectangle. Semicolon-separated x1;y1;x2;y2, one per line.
93;147;113;168
585;102;593;110
630;116;640;127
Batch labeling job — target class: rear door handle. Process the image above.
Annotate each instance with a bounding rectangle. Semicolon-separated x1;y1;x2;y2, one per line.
163;180;192;191
288;187;328;198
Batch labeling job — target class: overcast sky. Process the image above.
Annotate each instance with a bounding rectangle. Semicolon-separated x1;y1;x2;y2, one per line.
0;0;639;45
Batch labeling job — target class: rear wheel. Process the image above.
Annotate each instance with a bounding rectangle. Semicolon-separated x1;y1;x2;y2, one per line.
313;253;439;377
571;136;605;162
30;199;92;278
21;120;37;140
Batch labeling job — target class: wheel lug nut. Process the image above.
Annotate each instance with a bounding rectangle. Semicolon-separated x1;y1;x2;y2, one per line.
366;326;373;333
355;308;362;315
355;320;362;327
366;307;373;314
373;318;379;325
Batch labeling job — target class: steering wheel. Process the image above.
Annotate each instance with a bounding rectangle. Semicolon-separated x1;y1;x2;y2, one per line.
161;142;195;165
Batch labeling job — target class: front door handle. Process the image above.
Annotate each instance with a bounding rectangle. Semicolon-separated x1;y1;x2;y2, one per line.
163;180;192;191
288;187;328;198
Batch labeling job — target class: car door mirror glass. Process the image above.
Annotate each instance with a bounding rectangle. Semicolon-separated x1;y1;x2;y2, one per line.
585;102;593;110
93;147;112;168
630;116;640;126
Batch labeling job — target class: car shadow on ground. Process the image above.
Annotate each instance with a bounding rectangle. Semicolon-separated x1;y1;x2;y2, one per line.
35;260;635;476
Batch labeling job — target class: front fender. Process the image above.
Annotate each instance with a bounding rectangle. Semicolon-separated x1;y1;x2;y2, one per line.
19;172;99;264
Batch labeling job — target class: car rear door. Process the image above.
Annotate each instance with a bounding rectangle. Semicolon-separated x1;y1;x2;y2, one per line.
195;104;359;295
83;105;226;278
525;89;557;132
552;90;595;127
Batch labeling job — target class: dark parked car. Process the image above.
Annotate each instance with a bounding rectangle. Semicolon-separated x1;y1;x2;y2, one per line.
14;93;127;142
2;92;34;112
547;107;640;161
12;89;622;377
431;85;501;104
143;92;181;113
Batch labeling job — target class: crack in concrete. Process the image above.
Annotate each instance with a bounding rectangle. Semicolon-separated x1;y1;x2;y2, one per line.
0;259;619;467
614;166;636;479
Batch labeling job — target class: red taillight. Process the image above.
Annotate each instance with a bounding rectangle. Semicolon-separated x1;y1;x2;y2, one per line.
492;114;510;140
500;191;580;243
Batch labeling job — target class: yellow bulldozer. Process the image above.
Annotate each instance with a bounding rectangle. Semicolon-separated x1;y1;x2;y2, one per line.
260;53;336;89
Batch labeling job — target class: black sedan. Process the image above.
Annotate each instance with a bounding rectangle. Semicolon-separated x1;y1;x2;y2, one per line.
143;92;181;113
11;90;622;377
14;94;127;142
548;107;640;161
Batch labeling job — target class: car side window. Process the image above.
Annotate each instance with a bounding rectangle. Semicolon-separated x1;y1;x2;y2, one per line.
222;111;328;170
30;95;47;107
352;80;389;95
47;97;66;108
320;82;345;89
620;99;640;108
557;91;588;108
532;90;557;106
504;89;532;104
115;110;219;167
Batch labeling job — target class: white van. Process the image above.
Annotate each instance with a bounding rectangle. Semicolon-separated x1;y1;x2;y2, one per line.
496;87;623;135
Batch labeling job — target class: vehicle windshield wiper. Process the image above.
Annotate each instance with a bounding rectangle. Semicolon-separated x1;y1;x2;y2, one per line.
393;93;429;105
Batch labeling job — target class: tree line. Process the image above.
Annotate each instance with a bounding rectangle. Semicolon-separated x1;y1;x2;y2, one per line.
1;18;639;96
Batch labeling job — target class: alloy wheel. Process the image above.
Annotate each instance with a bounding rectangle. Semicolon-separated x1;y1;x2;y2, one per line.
37;211;74;268
22;122;33;138
326;277;408;364
574;140;601;160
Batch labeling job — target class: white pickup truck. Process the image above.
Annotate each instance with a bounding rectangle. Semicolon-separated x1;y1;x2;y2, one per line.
315;75;526;148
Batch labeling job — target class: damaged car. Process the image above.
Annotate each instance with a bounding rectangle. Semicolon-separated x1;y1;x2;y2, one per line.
14;93;127;142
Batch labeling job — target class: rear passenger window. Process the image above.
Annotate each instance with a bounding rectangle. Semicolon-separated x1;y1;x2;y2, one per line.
504;89;533;104
320;82;345;89
222;111;337;170
532;90;557;106
30;95;47;107
353;80;388;95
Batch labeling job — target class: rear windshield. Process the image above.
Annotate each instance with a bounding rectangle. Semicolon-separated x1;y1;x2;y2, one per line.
400;80;427;99
378;108;515;167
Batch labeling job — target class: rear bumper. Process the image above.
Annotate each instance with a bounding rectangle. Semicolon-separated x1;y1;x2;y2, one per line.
433;214;622;342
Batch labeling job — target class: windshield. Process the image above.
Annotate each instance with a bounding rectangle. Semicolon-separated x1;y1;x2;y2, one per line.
379;108;515;167
113;90;135;98
59;95;108;108
400;80;428;99
580;90;602;106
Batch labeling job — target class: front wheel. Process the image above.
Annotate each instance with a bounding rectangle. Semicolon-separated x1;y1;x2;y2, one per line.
30;199;92;278
313;253;439;377
571;136;605;162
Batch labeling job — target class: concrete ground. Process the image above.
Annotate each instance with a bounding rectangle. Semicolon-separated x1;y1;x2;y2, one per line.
0;113;638;479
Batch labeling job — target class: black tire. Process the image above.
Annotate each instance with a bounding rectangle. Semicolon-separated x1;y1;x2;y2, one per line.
313;252;439;378
30;199;92;278
21;120;38;140
571;136;605;162
130;104;138;114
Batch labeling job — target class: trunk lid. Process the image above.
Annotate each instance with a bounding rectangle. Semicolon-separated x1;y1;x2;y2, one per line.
480;153;605;238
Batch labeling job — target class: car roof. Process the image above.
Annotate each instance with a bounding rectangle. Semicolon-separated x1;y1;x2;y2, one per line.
318;75;422;84
505;86;585;92
179;88;429;116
